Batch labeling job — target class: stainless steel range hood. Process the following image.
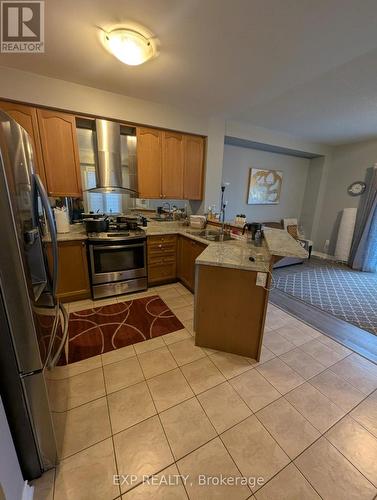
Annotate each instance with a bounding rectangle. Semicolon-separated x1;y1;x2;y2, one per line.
86;119;138;195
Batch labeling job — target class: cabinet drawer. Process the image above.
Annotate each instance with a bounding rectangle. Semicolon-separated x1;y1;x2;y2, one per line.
148;262;176;284
148;243;176;256
148;253;176;266
148;235;177;246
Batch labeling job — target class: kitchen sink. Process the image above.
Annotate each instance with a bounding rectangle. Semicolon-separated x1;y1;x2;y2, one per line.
186;229;232;242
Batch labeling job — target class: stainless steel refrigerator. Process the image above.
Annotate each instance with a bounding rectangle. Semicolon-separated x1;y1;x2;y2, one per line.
0;110;69;479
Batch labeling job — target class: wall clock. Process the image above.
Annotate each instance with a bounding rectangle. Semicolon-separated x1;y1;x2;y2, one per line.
347;181;366;196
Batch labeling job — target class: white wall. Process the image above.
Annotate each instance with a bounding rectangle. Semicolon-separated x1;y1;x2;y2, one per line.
315;138;377;253
222;144;310;223
0;398;24;500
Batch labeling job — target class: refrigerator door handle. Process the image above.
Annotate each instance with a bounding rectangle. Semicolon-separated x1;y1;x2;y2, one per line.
33;174;59;298
48;303;69;369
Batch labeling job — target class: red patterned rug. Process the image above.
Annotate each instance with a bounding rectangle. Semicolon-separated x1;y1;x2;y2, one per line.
58;295;184;365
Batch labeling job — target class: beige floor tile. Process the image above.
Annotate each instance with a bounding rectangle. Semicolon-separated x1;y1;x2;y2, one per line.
310;369;365;412
49;355;102;380
177;438;251;499
275;324;315;346
182;295;194;306
157;287;185;301
67;299;95;313
103;356;144;394
286;382;345;433
114;416;174;493
279;348;326;379
168;338;206;366
210;351;254;379
316;335;352;356
256;398;320;459
54;438;119;500
162;328;191;345
30;468;55;500
47;367;105;412
300;339;348;367
257;345;276;364
295;438;377;499
138;346;177;379
330;354;377;395
350;391;377;437
222;415;290;492
160;398;216;459
326;416;377;487
255;463;321;500
101;345;136;366
134;336;165;354
198;382;252;433
173;305;194;322
230;368;281;412
262;331;295;355
182;318;195;334
256;358;305;394
164;296;188;309
53;397;111;458
108;381;156;433
122;464;188;499
147;368;194;412
181;357;225;394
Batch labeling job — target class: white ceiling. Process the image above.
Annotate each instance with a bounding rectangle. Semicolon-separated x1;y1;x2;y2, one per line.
2;0;377;145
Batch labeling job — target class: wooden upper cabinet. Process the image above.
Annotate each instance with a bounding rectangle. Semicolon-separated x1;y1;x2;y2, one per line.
0;100;47;187
37;109;82;197
183;135;205;200
162;131;184;199
136;127;162;199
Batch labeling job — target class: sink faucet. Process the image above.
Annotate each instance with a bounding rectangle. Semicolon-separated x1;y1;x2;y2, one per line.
219;184;228;241
162;201;172;219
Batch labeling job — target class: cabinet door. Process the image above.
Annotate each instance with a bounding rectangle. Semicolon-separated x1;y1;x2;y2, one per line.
136;127;162;199
0;100;47;186
46;240;90;302
162;131;184;199
177;236;207;291
183;135;205;200
37;109;82;197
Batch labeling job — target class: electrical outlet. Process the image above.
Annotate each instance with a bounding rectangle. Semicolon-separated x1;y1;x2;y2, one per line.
256;272;267;287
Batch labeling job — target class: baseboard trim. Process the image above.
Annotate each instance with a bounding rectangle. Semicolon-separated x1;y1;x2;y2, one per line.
312;250;337;261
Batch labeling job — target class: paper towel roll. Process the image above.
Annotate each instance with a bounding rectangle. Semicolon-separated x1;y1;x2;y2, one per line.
54;208;70;234
335;208;357;261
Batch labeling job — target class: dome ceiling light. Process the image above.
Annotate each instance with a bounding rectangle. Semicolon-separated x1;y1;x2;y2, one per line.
101;27;158;66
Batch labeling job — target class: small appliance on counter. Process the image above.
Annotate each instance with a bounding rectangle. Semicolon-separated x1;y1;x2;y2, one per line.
54;207;70;234
242;222;264;246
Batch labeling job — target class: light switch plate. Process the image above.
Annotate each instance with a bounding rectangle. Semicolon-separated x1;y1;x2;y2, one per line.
256;272;267;287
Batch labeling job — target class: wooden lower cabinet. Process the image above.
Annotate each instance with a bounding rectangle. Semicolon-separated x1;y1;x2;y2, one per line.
147;235;177;285
46;240;91;302
177;236;207;291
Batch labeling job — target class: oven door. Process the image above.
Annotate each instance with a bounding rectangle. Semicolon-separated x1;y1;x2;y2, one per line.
89;239;147;285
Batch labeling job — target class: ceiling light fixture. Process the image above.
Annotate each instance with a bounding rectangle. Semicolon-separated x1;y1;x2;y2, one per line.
102;28;158;66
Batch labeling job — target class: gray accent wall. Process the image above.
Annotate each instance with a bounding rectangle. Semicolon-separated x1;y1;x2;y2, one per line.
315;138;377;253
221;144;310;223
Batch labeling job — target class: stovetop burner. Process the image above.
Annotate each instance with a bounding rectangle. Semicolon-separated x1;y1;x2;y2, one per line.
87;227;146;242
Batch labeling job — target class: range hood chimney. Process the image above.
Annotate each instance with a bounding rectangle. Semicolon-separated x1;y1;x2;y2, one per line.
86;119;138;195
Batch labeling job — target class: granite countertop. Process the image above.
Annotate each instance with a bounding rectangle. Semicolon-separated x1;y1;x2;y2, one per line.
145;221;307;272
44;220;308;272
43;224;87;242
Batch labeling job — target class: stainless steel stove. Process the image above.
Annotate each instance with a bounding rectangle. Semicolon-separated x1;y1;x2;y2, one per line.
87;225;147;299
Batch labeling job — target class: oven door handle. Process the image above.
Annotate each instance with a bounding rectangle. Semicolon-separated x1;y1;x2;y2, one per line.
92;243;145;251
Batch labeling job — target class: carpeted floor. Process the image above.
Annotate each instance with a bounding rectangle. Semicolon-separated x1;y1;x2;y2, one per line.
274;258;377;336
59;295;184;364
